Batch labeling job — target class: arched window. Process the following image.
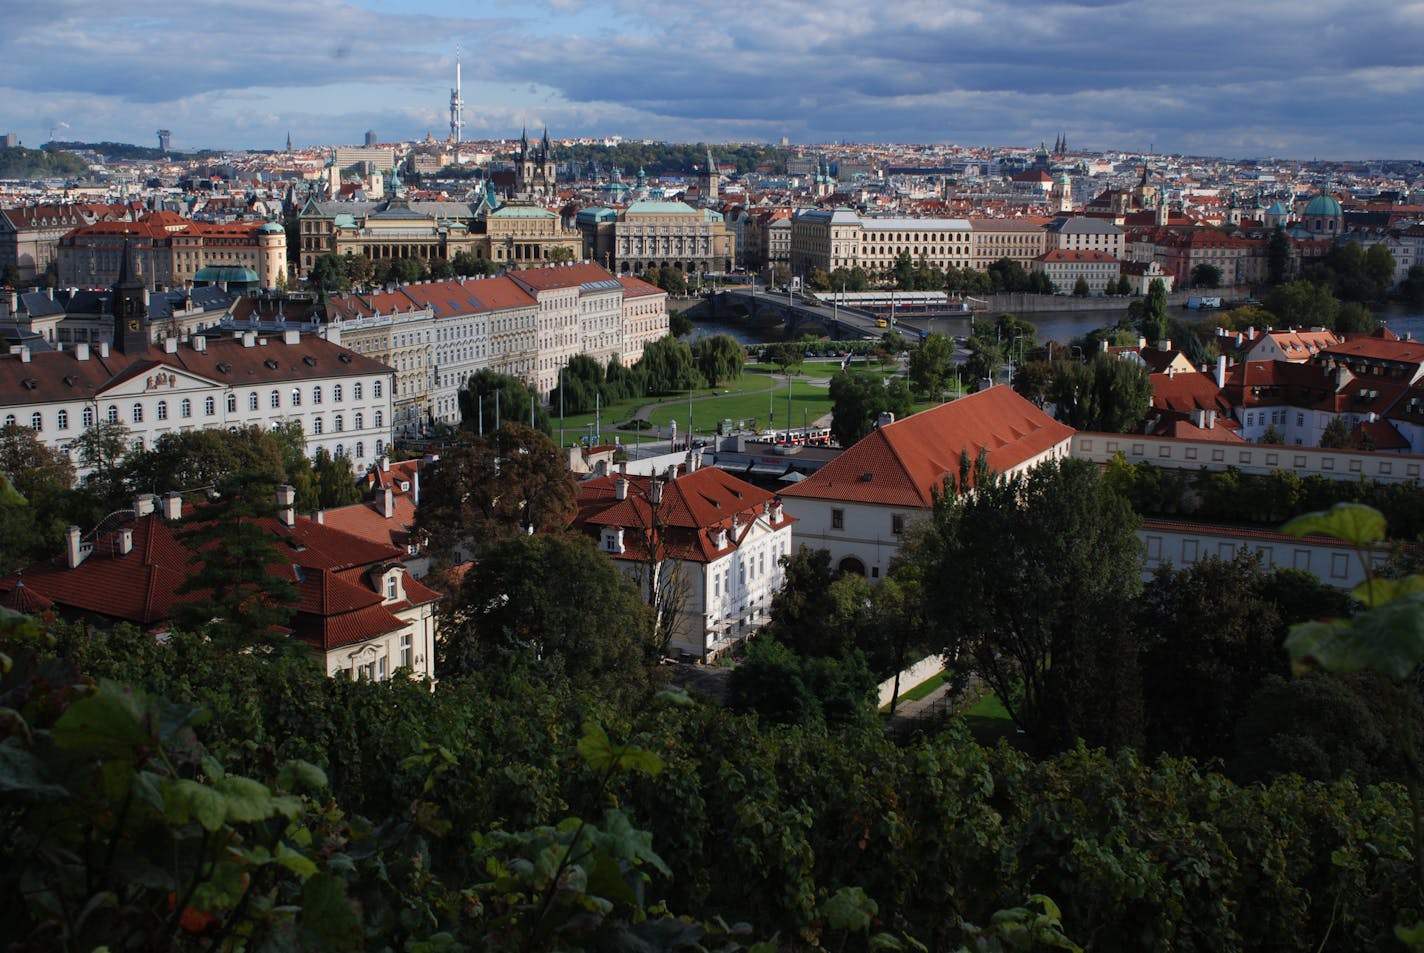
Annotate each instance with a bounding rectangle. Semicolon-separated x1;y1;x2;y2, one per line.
333;384;343;402
269;390;280;409
355;441;364;459
83;407;94;427
248;393;258;411
180;398;192;418
313;417;323;435
156;400;168;421
375;438;384;455
291;387;302;406
373;380;382;398
131;403;143;423
312;385;322;405
374;410;383;428
2;414;13;427
334;414;344;433
354;412;364;430
107;405;119;423
30;413;42;431
57;409;69;430
335;444;345;459
353;382;363;400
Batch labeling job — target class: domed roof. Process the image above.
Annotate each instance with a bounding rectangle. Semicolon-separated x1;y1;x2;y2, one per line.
1303;194;1342;217
257;221;284;234
1266;200;1288;215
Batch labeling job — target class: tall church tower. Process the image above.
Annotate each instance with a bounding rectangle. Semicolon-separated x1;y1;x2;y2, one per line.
515;127;556;198
703;147;720;206
112;240;149;355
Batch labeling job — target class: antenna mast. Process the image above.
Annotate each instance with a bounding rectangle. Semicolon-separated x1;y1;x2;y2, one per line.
449;45;464;162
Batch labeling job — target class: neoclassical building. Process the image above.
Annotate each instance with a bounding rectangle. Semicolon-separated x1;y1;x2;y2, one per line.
57;213;287;291
604;200;736;277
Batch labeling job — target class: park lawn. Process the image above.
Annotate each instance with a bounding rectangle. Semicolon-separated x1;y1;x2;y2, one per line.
552;373;779;446
960;691;1028;748
643;374;833;434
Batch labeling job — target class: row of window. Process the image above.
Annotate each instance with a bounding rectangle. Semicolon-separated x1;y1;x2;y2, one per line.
13;401;387;433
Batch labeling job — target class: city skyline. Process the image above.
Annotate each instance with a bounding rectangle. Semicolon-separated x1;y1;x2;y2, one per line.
1;0;1421;160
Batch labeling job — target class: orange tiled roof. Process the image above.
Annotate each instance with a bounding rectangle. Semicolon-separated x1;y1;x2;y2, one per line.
781;386;1074;507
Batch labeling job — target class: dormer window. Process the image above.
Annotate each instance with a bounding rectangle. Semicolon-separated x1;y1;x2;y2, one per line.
602;526;625;554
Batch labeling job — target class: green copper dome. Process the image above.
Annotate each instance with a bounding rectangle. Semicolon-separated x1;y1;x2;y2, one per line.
1303;194;1342;217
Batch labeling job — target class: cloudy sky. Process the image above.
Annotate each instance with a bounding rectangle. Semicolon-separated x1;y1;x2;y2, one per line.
2;0;1420;159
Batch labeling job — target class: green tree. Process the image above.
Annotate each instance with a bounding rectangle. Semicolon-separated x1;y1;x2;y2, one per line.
1072;275;1090;297
828;372;913;447
307;253;352;294
1137;553;1302;760
912;458;1144;751
651;266;686;296
1319;415;1352;449
72;419;134;508
440;532;656;699
1337;301;1378;334
1265;280;1340;331
171;472;301;653
668;309;693;337
893;250;916;290
123;426;285;494
692;333;746;386
1261;422;1285;445
1048;355;1152;432
414;423;577;561
309;447;361;508
458;369;551;435
450;250;498;277
761;341;805;374
726;635;877;729
907;332;956;398
637;335;701;394
1267;225;1291;285
1191;263;1222;288
1130;277;1170;342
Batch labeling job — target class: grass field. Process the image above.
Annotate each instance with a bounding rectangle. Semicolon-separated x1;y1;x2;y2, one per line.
960;692;1027;747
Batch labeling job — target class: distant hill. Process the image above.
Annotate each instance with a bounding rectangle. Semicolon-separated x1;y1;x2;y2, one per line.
0;146;88;179
43;140;196;162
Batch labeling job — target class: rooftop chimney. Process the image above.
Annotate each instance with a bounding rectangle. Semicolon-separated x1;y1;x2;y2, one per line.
65;525;88;569
117;527;133;556
75;342;89;361
161;491;183;521
276;484;296;528
164;337;178;354
685;449;698;473
614;477;628;500
650;479;663;505
383;487;394;519
283;328;300;345
379;454;390;472
242;331;256;348
193;335;207;353
134;494;156;517
99;342;109;358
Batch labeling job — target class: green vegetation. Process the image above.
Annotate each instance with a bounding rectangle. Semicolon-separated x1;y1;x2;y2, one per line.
1104;455;1424;537
0;145;87;179
552;141;786;176
46;139;191;161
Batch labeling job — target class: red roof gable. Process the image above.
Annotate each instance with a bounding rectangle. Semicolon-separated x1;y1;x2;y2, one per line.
781;386;1074;507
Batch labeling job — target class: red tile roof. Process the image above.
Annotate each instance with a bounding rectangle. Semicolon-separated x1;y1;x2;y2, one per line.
3;501;436;653
781;386;1074;507
571;465;793;563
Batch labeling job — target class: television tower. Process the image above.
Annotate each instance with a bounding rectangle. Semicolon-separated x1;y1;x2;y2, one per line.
449;45;464;162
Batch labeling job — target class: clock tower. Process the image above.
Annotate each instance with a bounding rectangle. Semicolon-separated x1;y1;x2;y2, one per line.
112;239;149;355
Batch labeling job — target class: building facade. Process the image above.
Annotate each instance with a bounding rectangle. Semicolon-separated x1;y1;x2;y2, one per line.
609;200;736;277
0;330;394;474
570;457;796;660
57;213;287;291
